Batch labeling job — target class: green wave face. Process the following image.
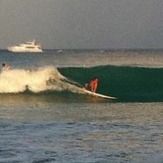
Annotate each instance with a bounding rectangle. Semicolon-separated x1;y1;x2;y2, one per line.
59;65;163;102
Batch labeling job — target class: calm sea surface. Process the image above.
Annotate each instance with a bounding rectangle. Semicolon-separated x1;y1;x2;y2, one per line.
0;50;163;163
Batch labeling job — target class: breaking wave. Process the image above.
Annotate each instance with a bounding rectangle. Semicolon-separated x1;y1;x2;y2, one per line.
1;65;163;102
0;66;83;94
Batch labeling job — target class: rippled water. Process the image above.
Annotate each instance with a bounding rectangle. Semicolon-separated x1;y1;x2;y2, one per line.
0;102;162;163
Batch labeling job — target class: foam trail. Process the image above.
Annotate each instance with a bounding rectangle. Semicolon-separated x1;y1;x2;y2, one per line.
0;66;84;94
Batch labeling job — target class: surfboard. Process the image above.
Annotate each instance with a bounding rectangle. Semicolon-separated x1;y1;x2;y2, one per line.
83;89;117;100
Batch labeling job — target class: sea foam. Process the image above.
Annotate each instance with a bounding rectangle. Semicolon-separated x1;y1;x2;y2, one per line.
0;66;82;93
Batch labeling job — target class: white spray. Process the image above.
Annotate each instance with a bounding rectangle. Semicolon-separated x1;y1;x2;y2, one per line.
0;66;83;93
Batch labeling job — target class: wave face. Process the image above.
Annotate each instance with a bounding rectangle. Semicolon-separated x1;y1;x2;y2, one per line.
59;65;163;102
0;65;163;102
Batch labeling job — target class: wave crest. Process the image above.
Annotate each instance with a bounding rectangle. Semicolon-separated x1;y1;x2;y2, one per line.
0;66;82;93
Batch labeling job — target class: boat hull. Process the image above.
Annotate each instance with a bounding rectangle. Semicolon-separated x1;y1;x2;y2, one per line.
7;46;43;53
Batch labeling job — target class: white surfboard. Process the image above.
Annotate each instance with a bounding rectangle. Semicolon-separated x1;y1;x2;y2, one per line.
83;89;117;100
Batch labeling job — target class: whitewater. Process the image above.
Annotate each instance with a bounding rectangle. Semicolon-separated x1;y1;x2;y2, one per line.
0;66;83;94
0;49;163;163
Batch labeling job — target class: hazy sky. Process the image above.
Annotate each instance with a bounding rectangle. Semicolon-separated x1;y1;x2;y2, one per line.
0;0;163;49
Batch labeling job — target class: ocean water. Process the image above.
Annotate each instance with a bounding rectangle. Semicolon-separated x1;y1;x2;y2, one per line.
0;49;163;163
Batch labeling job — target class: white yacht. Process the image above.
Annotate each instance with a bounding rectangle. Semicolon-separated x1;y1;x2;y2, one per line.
7;40;43;53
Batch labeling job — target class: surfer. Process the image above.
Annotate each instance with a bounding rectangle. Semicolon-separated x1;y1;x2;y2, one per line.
90;77;99;93
83;77;117;99
84;77;99;93
2;63;11;71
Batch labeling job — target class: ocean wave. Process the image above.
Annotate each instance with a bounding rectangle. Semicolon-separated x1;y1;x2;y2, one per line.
0;66;83;94
1;65;163;102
